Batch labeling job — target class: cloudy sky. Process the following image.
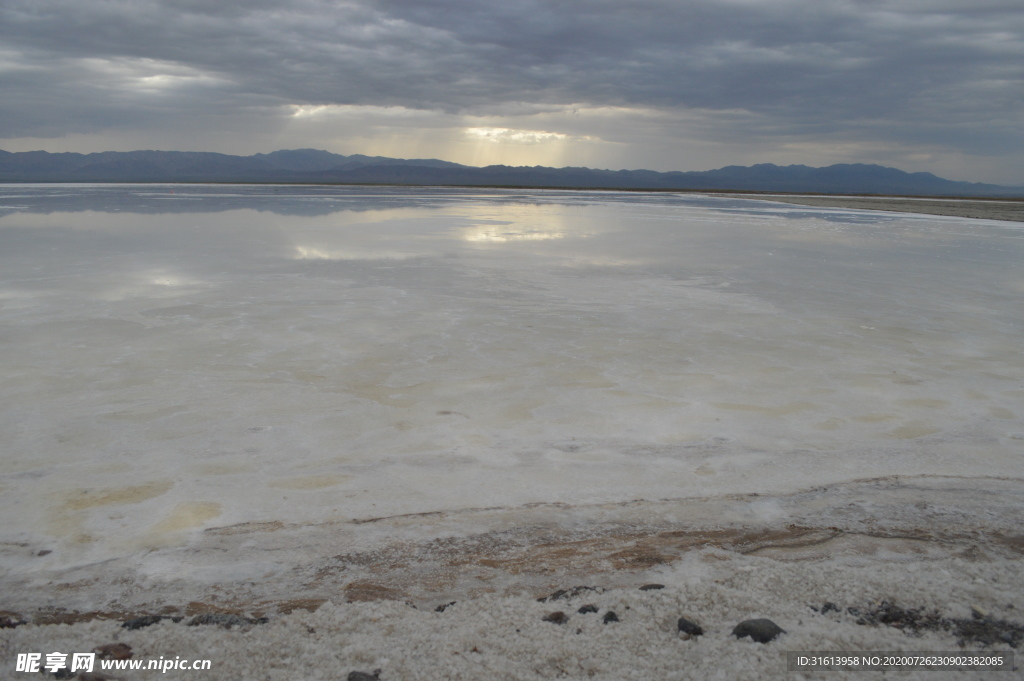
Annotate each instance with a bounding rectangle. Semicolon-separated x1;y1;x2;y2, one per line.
1;0;1022;183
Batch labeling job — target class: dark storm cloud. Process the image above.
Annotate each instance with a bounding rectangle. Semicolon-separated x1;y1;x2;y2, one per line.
1;0;1022;158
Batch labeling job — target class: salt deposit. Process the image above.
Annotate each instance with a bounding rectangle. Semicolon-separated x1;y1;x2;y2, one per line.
1;185;1021;678
4;554;1021;679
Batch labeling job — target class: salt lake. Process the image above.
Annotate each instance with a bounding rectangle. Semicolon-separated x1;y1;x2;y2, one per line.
1;184;1022;610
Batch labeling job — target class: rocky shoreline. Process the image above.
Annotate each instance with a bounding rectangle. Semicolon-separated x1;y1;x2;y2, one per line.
3;561;1021;679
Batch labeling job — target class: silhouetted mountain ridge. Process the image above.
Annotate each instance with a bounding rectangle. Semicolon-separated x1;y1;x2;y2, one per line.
0;149;1019;196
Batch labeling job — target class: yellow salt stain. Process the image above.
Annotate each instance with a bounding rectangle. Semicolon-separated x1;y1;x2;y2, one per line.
814;418;845;430
714;402;768;413
269;475;353;490
347;382;420;408
550;368;615;389
196;463;253;475
853;413;898;423
886;423;942;439
503;400;543;421
442;375;508;393
48;481;174;540
713;402;817;417
47;526;98;544
897;398;949;409
63;480;174;510
552;448;609;463
54;425;114;448
293;371;327;383
656;432;704;444
989;407;1015;419
44;515;76;539
149;501;222;535
695;465;716;476
605;389;639;398
603;389;687;408
104;406;187;422
850;375;884;389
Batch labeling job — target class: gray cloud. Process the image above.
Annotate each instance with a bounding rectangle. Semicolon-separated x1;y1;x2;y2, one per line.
0;0;1021;181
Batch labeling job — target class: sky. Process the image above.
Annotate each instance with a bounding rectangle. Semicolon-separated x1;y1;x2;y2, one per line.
1;0;1022;184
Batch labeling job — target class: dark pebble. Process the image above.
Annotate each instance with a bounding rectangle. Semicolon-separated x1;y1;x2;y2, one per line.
435;602;456;613
37;550;52;557
537;586;599;603
122;615;170;630
0;615;26;629
186;613;267;627
577;604;598;614
856;599;1024;649
732;618;786;643
603;611;620;624
543;611;569;625
639;584;664;591
951;613;1024;648
677;617;703;637
347;671;380;681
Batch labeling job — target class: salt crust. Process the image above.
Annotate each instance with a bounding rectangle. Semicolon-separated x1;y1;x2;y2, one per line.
4;554;1020;680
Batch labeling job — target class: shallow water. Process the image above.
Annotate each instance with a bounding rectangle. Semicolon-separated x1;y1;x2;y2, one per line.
1;185;1022;577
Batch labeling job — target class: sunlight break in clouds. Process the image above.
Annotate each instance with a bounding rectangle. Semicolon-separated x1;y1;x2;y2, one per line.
464;128;570;144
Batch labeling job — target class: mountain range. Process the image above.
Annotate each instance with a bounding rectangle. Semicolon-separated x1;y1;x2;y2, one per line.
1;148;1020;197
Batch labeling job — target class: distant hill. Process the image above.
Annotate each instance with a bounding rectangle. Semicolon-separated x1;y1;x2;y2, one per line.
1;148;1020;197
0;149;468;183
251;149;467;173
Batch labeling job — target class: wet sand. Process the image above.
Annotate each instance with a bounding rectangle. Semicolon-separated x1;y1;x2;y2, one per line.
728;194;1024;222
